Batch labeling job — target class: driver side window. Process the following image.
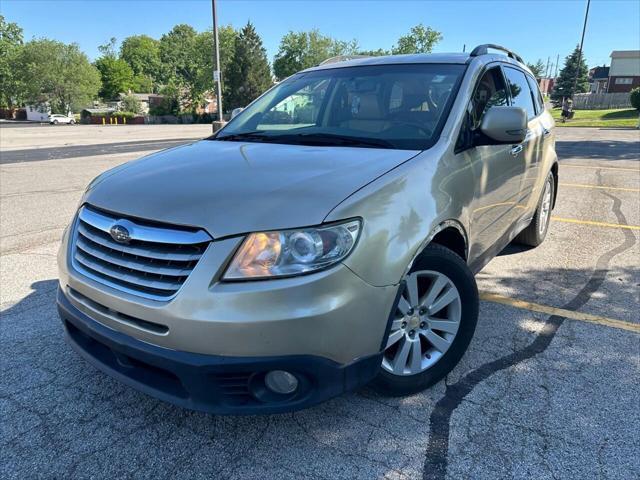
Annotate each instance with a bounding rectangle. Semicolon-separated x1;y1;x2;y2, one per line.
456;67;508;152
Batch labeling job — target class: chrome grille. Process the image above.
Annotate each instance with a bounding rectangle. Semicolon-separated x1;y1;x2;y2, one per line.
71;206;211;300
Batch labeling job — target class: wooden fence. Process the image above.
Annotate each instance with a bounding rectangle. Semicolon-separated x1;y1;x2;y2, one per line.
572;92;631;110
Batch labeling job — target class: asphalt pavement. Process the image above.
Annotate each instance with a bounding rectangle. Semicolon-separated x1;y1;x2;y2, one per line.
1;124;638;480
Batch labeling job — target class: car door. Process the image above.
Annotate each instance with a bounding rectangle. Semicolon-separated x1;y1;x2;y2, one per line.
525;72;554;209
456;66;526;262
502;66;541;214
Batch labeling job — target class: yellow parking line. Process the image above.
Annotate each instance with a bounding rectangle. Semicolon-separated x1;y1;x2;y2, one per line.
551;217;640;230
562;164;640;173
559;182;640;193
479;291;640;334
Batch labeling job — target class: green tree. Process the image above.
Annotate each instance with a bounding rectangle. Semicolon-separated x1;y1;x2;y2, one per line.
149;80;180;116
120;34;161;91
273;29;358;80
551;45;589;101
120;93;142;114
0;15;25;108
392;24;442;54
630;87;640;129
527;59;546;78
131;74;153;93
630;87;640;111
18;39;101;113
159;24;209;110
190;26;238;113
357;48;390;57
226;22;272;109
95;38;135;99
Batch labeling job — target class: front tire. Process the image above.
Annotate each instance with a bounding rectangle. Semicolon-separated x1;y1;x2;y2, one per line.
373;244;479;396
69;119;75;125
516;171;554;247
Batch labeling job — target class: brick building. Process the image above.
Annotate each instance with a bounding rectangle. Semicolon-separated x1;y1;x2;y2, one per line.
607;51;640;93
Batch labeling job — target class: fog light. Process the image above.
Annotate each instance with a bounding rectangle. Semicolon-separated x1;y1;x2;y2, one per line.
264;370;298;395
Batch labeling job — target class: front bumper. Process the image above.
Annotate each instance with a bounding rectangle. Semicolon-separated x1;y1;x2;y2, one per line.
58;288;383;414
58;223;397;365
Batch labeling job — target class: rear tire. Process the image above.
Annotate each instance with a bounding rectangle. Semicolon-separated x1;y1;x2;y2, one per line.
69;119;75;125
516;171;554;247
372;244;479;396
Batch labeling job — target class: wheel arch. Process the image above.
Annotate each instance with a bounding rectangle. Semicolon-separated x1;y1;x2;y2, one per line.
405;220;469;277
550;161;559;208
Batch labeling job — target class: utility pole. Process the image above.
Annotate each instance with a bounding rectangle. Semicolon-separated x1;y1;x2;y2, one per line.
554;54;560;78
211;0;225;131
571;0;591;98
545;56;550;78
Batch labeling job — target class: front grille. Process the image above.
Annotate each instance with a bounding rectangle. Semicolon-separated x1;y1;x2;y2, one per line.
71;206;211;300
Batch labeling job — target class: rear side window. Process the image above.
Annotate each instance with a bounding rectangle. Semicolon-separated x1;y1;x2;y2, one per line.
526;74;545;115
503;67;536;120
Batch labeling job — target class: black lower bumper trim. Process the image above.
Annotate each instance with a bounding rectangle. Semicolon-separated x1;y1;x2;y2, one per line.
57;287;382;415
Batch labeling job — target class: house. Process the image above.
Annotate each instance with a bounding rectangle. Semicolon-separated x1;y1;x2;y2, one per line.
199;94;218;115
25;104;51;122
538;77;555;95
589;66;609;93
117;92;165;114
80;107;116;123
607;50;640;93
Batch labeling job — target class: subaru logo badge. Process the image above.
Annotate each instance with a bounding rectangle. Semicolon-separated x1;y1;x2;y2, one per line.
110;224;131;244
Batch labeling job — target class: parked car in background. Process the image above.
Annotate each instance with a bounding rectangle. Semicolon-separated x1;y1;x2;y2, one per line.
57;44;557;414
49;113;75;124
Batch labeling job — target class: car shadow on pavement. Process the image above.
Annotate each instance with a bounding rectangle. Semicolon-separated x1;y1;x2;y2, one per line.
2;260;638;480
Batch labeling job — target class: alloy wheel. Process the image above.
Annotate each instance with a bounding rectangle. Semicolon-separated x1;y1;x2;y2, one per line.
382;270;462;376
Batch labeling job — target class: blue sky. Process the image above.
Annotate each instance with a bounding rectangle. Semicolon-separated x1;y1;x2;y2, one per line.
3;0;639;70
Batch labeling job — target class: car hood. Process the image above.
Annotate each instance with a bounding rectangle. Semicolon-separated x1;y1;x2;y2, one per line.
85;140;419;238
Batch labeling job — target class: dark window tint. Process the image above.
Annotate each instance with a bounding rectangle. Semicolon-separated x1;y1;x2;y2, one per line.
503;67;536;119
455;67;508;151
526;74;544;115
469;67;509;130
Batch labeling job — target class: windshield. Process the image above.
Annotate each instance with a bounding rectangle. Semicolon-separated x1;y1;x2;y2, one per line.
215;63;465;150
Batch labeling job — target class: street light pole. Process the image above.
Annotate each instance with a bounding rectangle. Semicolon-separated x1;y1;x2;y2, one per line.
211;0;224;128
571;0;591;99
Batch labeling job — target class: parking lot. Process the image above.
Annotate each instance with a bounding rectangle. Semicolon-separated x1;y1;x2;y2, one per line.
1;124;638;479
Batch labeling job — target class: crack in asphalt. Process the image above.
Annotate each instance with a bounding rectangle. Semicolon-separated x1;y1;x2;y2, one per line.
422;176;637;480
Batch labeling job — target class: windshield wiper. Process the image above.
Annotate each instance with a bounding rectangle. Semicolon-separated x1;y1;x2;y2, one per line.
213;131;394;149
213;131;269;142
270;132;395;149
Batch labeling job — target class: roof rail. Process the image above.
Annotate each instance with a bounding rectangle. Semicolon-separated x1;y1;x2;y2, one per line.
469;44;524;64
318;55;372;66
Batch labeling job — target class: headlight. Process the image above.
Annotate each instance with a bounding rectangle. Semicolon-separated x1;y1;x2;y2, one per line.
223;220;361;280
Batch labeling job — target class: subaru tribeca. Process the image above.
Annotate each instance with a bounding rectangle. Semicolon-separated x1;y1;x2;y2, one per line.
57;45;557;414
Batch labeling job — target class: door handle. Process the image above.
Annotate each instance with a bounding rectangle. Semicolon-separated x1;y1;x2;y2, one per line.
543;128;551;137
511;145;523;157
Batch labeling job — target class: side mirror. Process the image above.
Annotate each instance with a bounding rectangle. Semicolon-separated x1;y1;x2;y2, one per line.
480;106;527;144
231;107;244;119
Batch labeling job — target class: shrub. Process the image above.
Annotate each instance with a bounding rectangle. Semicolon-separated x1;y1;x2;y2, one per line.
630;87;640;112
120;94;142;114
